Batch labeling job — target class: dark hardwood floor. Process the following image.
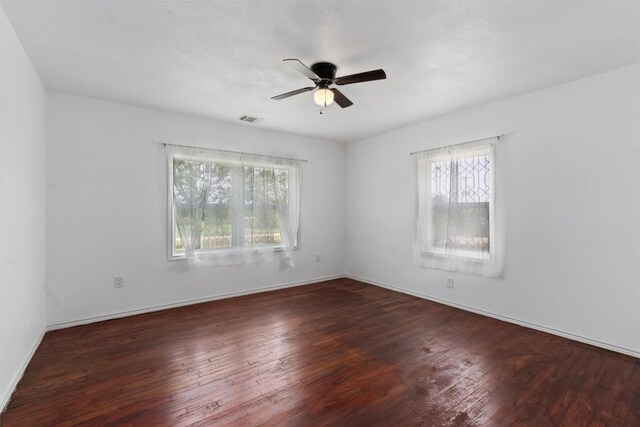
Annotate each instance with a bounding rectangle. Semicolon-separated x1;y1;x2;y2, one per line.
2;278;638;426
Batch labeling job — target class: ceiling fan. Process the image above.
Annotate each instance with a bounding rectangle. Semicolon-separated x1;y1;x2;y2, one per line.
271;59;386;110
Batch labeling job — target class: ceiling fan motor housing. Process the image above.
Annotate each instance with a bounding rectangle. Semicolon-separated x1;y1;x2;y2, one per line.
311;62;337;82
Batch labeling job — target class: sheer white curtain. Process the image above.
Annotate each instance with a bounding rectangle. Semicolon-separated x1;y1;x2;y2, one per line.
414;137;504;277
167;146;301;267
274;165;300;267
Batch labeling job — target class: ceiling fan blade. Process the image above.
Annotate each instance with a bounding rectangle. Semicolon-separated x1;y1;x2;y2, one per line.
283;59;320;80
335;69;386;86
271;86;316;100
330;88;353;108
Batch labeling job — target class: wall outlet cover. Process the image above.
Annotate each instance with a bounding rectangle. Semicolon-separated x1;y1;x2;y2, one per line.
114;275;124;288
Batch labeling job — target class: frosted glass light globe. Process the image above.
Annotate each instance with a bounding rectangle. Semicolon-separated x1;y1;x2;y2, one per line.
313;88;334;107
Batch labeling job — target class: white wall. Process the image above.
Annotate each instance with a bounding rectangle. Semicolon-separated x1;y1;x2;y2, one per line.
0;6;46;409
345;64;640;356
46;93;345;326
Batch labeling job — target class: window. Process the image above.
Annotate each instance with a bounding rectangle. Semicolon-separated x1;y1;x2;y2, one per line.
167;146;300;267
415;137;503;276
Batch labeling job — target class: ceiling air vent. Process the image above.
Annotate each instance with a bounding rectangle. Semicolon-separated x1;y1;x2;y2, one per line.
238;115;263;124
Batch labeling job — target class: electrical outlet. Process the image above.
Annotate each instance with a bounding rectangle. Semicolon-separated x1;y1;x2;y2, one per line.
315;255;321;262
447;277;454;289
114;275;124;288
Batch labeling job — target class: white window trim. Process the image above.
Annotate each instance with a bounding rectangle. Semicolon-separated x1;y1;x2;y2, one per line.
414;137;504;277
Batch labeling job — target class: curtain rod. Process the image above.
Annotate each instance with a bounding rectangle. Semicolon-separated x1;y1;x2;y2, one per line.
409;134;503;156
160;142;308;163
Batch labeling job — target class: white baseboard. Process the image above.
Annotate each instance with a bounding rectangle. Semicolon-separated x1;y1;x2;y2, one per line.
47;275;344;331
346;274;639;359
1;328;46;412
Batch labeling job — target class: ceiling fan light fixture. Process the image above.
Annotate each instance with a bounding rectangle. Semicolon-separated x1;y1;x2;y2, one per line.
314;88;334;107
272;59;385;110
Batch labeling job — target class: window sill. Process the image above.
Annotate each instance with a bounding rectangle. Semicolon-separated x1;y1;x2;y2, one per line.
168;245;300;262
421;249;492;263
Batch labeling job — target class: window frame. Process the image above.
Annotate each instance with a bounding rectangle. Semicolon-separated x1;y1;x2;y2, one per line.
167;152;299;261
414;137;504;277
420;144;495;262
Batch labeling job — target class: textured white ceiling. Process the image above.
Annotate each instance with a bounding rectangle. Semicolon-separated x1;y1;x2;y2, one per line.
2;0;639;143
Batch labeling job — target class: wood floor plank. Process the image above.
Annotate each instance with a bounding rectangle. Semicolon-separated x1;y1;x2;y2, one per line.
1;278;638;426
